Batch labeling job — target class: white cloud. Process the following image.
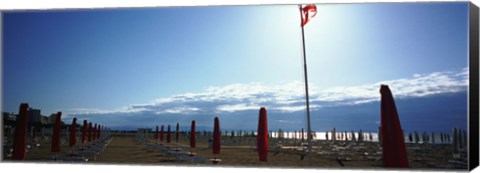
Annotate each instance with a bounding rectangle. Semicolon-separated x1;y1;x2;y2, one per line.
69;67;468;115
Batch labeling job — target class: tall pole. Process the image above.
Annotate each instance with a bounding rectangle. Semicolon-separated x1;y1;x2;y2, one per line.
299;5;313;166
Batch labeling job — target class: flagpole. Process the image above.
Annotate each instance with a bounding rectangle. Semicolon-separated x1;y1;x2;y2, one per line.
299;4;313;166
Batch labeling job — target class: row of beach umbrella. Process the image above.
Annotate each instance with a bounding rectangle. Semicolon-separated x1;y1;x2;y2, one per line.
11;103;111;161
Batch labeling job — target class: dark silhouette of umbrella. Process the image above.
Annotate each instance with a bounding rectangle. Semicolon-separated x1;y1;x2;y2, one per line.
82;120;87;144
167;125;171;143
97;124;102;139
161;125;164;142
12;103;29;160
51;112;62;153
257;107;268;161
212;117;221;154
301;128;305;142
93;123;97;141
380;85;409;168
69;117;77;147
88;122;92;142
155;126;159;141
176;123;180;143
190;120;196;148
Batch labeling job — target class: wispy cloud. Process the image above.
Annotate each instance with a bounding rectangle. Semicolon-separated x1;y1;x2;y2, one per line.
69;67;468;116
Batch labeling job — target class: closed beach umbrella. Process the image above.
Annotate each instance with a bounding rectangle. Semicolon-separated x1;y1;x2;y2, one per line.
351;130;356;141
332;128;336;142
453;128;459;153
93;123;97;141
82;120;87;144
257;107;268;161
414;131;419;143
212;117;221;154
161;125;164;142
88;122;92;142
69;117;77;147
325;131;329;141
155;126;159;141
190;120;196;148
167;125;171;143
431;132;435;144
301;128;305;142
176;123;180;143
380;85;409;167
12;103;29;160
97;125;101;140
51;112;62;153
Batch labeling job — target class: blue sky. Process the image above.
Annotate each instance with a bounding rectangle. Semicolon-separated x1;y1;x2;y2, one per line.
2;2;469;132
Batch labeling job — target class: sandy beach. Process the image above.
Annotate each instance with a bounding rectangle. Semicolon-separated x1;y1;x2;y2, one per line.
2;132;468;170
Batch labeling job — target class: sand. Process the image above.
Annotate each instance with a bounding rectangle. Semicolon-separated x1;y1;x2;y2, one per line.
2;132;468;170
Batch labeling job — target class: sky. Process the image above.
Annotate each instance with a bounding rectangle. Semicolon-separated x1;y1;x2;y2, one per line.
2;2;470;132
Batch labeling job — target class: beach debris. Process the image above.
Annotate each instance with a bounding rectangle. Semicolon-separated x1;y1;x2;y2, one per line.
380;85;409;168
51;112;62;153
12;103;29;160
257;107;269;161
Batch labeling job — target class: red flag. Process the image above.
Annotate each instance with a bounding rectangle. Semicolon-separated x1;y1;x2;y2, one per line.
51;112;62;153
69;117;77;147
82;120;87;143
257;107;268;161
190;120;196;148
212;117;221;154
300;4;317;27
380;85;409;168
12;103;29;160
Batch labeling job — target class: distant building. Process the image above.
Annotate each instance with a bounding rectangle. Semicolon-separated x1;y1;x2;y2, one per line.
3;112;17;121
29;108;42;124
41;116;50;125
49;113;58;124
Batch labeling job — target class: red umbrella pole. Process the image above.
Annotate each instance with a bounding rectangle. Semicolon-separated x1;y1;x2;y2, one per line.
212;117;221;154
190;120;196;148
380;85;409;168
51;112;62;153
257;107;268;161
12;103;29;160
69;117;77;147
